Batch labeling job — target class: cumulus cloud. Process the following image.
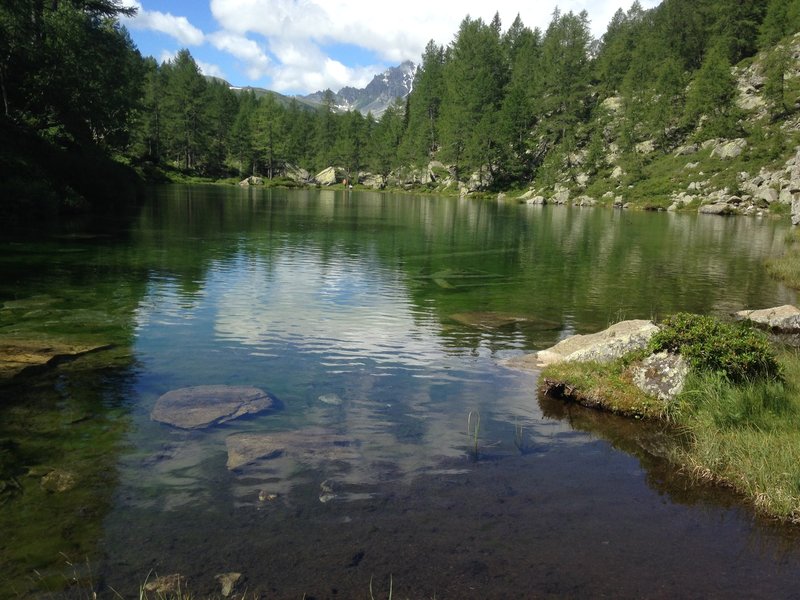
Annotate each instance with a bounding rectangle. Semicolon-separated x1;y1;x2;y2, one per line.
207;31;272;79
121;0;205;46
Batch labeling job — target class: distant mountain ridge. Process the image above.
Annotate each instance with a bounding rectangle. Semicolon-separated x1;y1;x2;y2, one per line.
300;60;417;116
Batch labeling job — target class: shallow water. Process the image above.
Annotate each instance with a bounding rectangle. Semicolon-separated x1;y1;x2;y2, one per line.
1;186;799;598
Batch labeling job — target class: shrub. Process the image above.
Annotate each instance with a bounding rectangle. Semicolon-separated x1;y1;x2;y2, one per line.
650;313;781;382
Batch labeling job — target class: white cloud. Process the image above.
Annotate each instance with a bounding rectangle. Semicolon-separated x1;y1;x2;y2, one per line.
207;31;272;79
196;59;226;79
122;0;205;46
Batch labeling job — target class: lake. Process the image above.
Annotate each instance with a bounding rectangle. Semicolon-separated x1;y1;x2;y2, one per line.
1;185;799;598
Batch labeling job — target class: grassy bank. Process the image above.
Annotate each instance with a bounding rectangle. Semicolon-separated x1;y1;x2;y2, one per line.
540;315;800;523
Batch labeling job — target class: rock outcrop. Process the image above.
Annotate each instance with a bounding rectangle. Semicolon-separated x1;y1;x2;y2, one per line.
151;385;277;429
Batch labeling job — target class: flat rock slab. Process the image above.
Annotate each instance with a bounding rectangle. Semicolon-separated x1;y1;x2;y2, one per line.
449;312;561;330
225;427;360;470
736;305;800;333
506;320;659;370
0;339;113;379
151;385;277;429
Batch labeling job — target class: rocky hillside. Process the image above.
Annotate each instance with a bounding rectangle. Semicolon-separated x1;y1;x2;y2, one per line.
301;61;416;116
314;32;800;225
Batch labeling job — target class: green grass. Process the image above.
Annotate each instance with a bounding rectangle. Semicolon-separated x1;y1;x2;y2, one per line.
668;350;800;521
766;229;800;290
541;350;668;419
540;344;800;522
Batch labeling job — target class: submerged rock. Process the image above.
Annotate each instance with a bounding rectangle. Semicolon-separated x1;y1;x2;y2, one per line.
449;312;526;329
0;339;113;379
225;427;359;470
318;393;343;406
631;352;689;403
508;320;659;370
216;572;243;597
151;385;277;429
735;305;800;333
40;469;77;493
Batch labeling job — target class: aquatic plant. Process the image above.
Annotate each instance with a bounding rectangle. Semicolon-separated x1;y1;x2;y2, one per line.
513;420;533;454
369;574;393;600
467;410;481;459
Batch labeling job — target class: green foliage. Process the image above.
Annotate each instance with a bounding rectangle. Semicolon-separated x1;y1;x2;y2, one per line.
650;313;781;382
684;42;739;137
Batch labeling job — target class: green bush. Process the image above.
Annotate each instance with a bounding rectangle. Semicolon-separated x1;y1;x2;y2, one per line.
650;313;781;382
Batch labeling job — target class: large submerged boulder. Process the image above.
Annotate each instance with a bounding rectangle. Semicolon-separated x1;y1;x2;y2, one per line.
151;385;277;429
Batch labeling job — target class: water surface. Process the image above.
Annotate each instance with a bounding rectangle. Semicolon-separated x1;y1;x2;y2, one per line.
1;186;798;598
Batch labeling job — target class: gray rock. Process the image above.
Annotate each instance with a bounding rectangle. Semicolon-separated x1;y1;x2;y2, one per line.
361;173;385;189
711;139;747;159
506;320;659;371
314;166;338;186
793;196;800;226
526;195;546;205
631;352;688;403
635;140;655;154
756;187;779;204
238;176;263;186
216;572;243;598
698;203;735;215
151;386;277;429
674;143;699;156
736;305;800;332
283;163;309;184
611;166;624;180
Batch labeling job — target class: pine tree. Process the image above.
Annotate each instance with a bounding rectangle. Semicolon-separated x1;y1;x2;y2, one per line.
161;49;208;170
399;40;444;166
440;16;507;180
684;41;739;138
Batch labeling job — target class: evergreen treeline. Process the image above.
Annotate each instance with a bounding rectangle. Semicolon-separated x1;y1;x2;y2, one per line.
2;0;800;202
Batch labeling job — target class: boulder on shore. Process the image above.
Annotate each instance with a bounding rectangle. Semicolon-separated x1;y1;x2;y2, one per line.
314;166;338;186
735;305;800;333
151;385;277;429
505;319;659;370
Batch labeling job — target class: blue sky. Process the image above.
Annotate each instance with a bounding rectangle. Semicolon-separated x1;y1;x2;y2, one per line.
121;0;661;96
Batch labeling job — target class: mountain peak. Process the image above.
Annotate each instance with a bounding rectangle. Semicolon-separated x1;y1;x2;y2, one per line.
301;61;417;116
